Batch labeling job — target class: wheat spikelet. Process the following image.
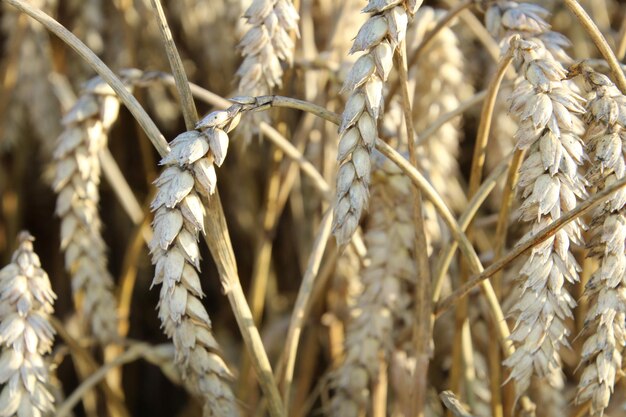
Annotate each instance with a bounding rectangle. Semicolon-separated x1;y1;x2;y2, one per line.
236;0;300;96
53;71;141;344
570;65;626;416
329;157;415;416
503;36;587;400
0;232;57;417
149;106;247;415
332;0;422;246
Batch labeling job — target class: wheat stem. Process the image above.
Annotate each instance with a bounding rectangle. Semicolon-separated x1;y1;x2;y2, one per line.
432;156;512;303
149;0;198;129
395;41;433;417
99;148;144;225
56;344;149;417
563;0;626;94
280;210;333;412
385;0;473;107
436;175;626;315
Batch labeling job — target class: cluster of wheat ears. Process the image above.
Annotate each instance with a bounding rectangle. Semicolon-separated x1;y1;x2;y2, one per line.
3;0;626;416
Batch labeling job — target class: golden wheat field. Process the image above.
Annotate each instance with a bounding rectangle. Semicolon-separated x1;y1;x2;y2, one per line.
3;0;626;416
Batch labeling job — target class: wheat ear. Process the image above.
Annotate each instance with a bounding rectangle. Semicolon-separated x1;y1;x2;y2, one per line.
486;1;572;64
0;232;57;417
236;0;300;95
1;0;60;155
572;64;626;416
503;36;587;400
332;0;422;246
330;157;415;417
149;106;247;416
410;6;473;213
53;70;141;343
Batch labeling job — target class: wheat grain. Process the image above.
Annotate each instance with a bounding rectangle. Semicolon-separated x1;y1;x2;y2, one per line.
53;70;141;344
0;232;56;417
332;0;422;246
329;157;415;416
503;36;587;400
149;106;249;415
570;64;626;416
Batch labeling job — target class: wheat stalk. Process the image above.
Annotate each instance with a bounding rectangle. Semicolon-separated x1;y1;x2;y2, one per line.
503;36;587;400
330;157;415;417
332;0;422;246
0;232;56;417
53;70;141;344
571;64;626;416
149;106;248;416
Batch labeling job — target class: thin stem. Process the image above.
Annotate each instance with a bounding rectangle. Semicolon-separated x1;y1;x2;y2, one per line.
385;0;473;107
50;317;130;417
280;210;333;413
431;156;511;303
148;0;198;129
417;88;490;146
490;148;524;417
441;0;501;63
450;49;512;402
435;174;626;316
56;344;151;417
395;44;433;417
203;194;285;417
99;148;144;225
374;140;513;356
468;52;513;195
563;0;626;94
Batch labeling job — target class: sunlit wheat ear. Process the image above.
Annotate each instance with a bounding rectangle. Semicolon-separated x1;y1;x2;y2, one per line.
486;1;571;63
0;232;57;417
149;107;245;416
410;6;473;214
332;0;422;246
0;0;60;155
570;65;626;416
53;70;141;344
503;36;587;400
236;0;300;96
329;157;415;417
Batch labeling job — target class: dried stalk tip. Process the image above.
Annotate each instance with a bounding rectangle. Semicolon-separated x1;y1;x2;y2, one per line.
53;70;141;344
0;232;57;417
333;0;422;246
150;109;243;415
503;36;586;400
